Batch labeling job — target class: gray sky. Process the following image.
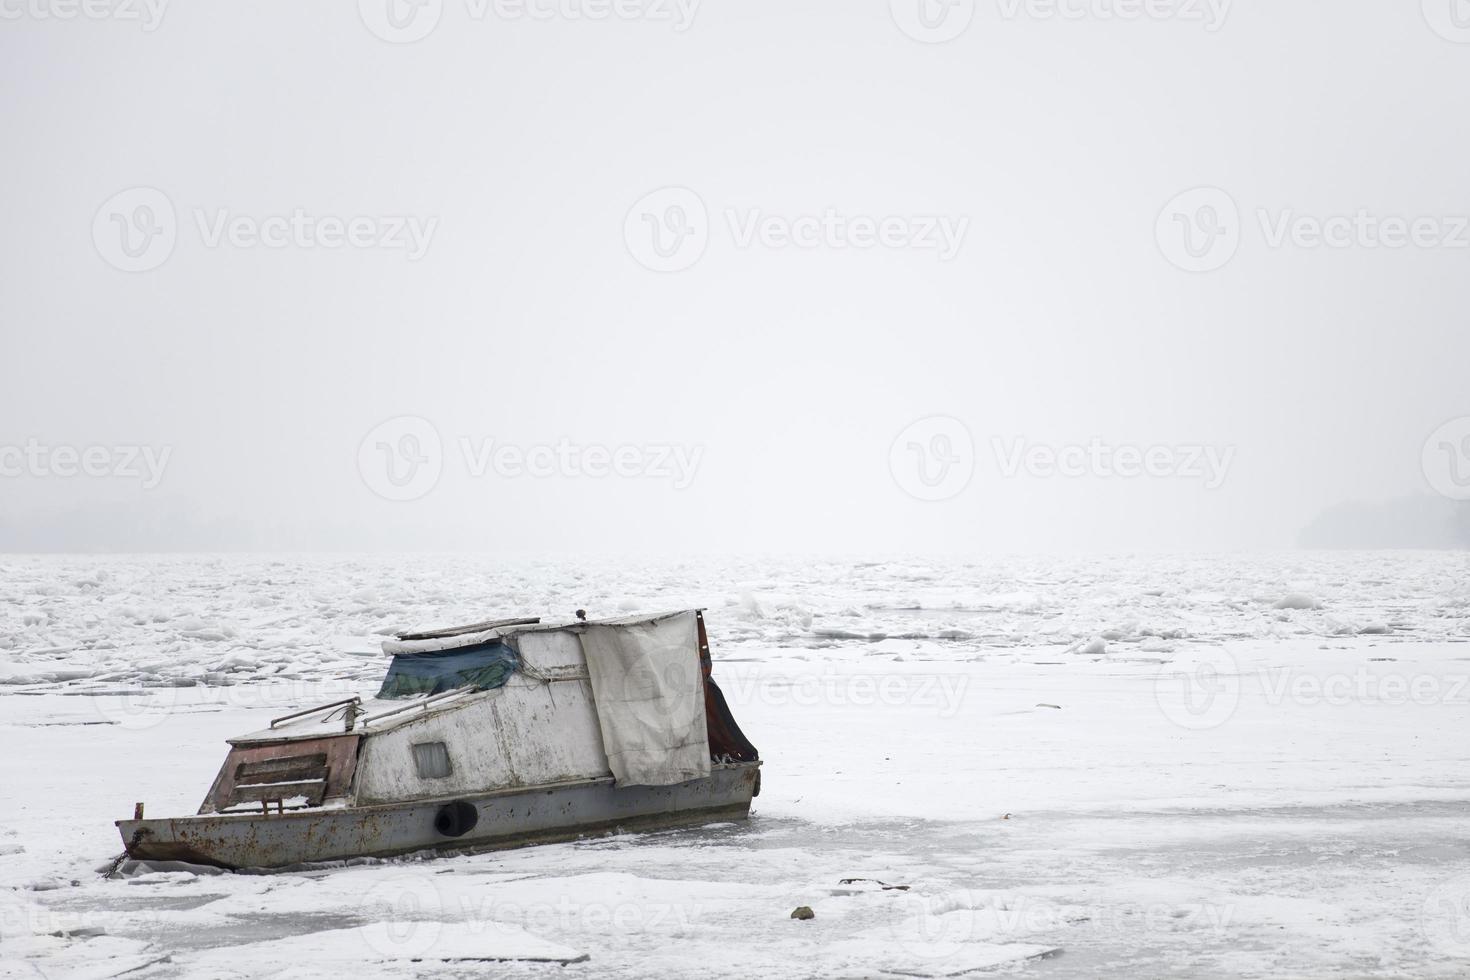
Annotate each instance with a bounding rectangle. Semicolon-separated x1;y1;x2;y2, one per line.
2;0;1468;553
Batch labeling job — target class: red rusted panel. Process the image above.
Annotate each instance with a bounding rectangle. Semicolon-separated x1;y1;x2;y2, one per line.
696;611;759;764
199;735;360;814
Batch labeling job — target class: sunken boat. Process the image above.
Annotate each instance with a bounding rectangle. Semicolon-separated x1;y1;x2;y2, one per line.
116;610;760;870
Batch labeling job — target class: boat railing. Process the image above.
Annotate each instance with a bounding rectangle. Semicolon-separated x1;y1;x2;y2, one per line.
269;697;362;730
359;685;478;727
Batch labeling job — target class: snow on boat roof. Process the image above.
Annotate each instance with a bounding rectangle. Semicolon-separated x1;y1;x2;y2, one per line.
382;609;703;656
395;617;542;641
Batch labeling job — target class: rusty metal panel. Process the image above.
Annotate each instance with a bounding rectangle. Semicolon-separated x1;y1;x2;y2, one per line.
231;781;328;807
199;735;360;814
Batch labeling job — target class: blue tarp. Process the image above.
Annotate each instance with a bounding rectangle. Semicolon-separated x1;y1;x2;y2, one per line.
376;642;520;699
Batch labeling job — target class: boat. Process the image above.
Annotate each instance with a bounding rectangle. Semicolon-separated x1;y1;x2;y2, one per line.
115;609;760;870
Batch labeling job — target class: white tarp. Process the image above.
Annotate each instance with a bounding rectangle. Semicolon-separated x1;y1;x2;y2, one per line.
577;611;710;787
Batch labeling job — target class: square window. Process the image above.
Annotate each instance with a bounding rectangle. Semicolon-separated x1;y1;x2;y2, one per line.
411;741;452;779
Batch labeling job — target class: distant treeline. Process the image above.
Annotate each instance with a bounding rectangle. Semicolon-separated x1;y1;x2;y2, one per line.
1299;497;1470;550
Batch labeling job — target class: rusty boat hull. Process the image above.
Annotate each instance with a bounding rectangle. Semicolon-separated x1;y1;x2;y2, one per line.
117;761;760;871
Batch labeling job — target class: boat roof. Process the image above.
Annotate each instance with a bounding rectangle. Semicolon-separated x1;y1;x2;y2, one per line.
229;609;704;744
382;609;701;656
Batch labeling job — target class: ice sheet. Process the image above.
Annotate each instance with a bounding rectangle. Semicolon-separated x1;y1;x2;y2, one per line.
1;552;1466;694
3;553;1469;978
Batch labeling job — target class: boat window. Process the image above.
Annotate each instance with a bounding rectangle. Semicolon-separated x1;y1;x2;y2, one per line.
412;741;453;779
376;642;520;699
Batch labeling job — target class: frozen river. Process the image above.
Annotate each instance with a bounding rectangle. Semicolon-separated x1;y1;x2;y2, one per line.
2;553;1469;977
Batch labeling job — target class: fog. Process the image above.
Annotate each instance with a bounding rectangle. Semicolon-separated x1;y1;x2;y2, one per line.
2;0;1467;554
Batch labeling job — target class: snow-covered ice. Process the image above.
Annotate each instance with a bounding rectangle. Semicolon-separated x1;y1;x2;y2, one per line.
2;552;1469;978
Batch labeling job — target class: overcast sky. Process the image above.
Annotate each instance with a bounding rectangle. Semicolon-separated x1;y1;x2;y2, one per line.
2;0;1467;554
